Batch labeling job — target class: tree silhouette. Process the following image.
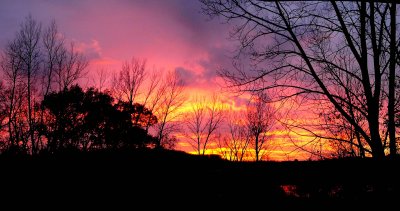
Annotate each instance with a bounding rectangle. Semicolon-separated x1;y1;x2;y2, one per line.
154;70;186;149
218;110;251;161
201;0;399;158
40;85;85;151
246;92;275;161
40;85;156;152
185;94;224;155
16;15;42;154
112;57;146;105
0;82;6;135
1;35;26;152
114;100;158;148
53;42;88;92
0;16;88;154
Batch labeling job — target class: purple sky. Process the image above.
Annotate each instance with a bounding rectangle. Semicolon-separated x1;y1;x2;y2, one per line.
0;0;236;89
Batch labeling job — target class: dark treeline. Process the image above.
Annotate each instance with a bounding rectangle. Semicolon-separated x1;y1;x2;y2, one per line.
1;149;399;209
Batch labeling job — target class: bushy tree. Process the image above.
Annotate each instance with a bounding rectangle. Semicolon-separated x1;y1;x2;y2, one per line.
40;85;156;153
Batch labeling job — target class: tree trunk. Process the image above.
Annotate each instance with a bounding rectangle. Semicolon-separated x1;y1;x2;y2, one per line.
370;130;385;158
255;134;259;162
388;3;397;157
8;83;16;149
28;67;36;154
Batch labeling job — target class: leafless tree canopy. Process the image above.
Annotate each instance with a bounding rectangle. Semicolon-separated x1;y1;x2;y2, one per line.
112;57;146;105
246;92;275;161
56;43;88;92
185;94;224;155
201;0;399;158
218;109;250;161
154;70;186;149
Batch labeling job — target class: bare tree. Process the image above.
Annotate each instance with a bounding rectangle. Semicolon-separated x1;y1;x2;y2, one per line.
246;92;275;161
93;67;109;92
1;37;25;150
201;1;400;158
388;3;397;157
142;69;164;133
282;51;369;158
142;68;162;109
154;70;186;149
321;108;367;158
38;20;66;150
0;81;5;151
186;94;224;155
54;43;88;92
42;20;64;96
0;81;7;134
218;110;250;161
15;15;42;154
113;57;146;105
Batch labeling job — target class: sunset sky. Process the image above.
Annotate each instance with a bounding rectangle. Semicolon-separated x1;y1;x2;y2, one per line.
0;0;319;161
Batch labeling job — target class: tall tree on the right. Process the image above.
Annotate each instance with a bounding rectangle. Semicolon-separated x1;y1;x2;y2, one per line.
388;3;397;157
201;1;399;158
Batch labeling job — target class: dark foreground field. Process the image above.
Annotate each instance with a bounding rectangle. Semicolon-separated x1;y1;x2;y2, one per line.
1;149;399;210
